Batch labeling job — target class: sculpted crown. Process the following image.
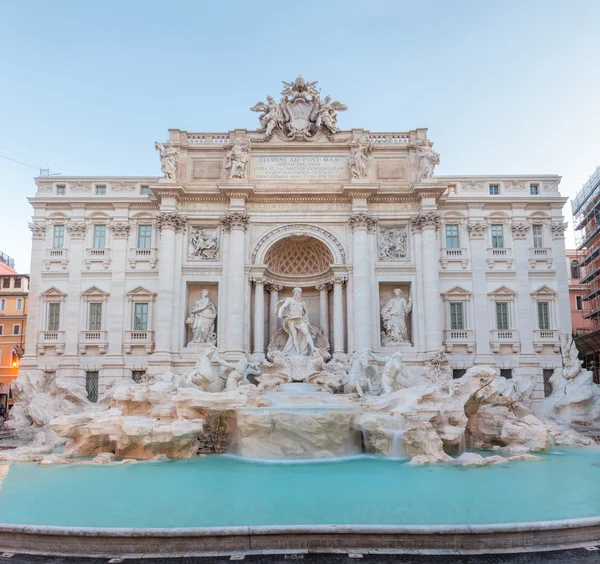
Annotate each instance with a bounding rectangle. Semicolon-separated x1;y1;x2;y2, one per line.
250;76;347;141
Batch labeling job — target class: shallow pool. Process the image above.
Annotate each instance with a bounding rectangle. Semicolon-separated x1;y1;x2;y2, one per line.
0;448;599;528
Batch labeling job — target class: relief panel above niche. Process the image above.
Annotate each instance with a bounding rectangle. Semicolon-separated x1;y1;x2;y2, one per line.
377;160;406;180
192;159;222;179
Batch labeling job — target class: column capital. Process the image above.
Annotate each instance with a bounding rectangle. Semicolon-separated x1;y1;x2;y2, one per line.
510;222;530;239
348;213;378;230
265;283;283;292
332;275;347;285
66;222;86;239
315;283;333;292
467;221;488;239
156;211;187;232
220;211;249;231
251;276;266;285
28;222;46;240
550;222;568;239
109;222;131;239
410;211;441;233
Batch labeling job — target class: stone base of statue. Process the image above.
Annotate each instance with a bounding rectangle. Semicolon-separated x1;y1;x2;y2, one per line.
288;353;326;382
185;340;217;350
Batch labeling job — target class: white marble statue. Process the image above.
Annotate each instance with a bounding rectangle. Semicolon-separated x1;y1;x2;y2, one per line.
560;332;583;379
214;355;261;391
186;290;217;344
380;352;409;394
276;287;317;357
189;227;219;260
310;95;346;135
346;349;388;396
381;289;412;345
154;141;178;179
249;95;281;137
348;137;372;179
182;346;217;391
415;138;440;181
225;138;250;179
379;228;408;260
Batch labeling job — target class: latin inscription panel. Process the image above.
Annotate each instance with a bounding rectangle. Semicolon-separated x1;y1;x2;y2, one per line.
250;156;348;180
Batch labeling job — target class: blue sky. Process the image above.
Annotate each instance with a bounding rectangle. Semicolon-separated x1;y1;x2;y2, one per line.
1;0;599;271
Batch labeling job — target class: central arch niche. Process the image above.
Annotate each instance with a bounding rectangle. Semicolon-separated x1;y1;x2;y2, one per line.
264;234;333;282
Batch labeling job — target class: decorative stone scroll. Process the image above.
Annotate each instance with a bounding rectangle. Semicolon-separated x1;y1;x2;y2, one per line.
112;182;137;192
265;283;283;293
467;222;487;239
109;222;131;238
505;180;526;192
378;227;407;260
348;213;378;230
189;227;219;259
550;222;568;239
37;183;53;193
543;182;559;192
67;222;87;239
511;222;530;239
220;212;249;231
461;181;485;192
70;182;92;192
156;212;187;232
410;211;441;232
28;222;46;239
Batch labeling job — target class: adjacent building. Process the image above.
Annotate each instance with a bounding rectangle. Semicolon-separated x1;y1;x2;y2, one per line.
20;77;571;403
566;249;590;336
0;253;29;411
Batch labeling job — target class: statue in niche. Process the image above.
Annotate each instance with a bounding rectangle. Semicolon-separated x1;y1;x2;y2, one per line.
381;288;412;345
186;290;217;344
225;138;250;180
189;227;219;260
348;136;372;179
415;138;440;181
154;141;178;179
379;228;407;260
267;287;330;360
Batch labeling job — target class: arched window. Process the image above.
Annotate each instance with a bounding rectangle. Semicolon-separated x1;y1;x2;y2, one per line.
571;260;580;279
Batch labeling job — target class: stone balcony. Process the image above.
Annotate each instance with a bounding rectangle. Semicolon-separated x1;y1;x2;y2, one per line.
533;329;560;353
84;248;111;270
44;248;69;271
486;248;513;269
443;329;474;353
439;248;469;270
79;330;108;354
490;329;520;353
124;330;155;354
528;247;553;270
37;330;65;355
128;248;158;270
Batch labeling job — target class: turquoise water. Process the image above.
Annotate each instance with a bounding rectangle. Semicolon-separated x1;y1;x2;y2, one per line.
0;448;599;528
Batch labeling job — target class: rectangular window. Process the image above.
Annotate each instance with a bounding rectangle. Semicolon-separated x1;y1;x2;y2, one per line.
12;324;20;335
48;303;60;331
500;369;513;379
16;298;22;311
95;185;106;195
576;296;584;310
56;185;66;195
530;184;539;195
491;225;504;248
532;224;543;248
132;370;146;383
134;303;149;330
2;278;9;288
538;301;550;330
496;302;509;330
14;277;21;288
85;371;99;403
489;184;500;195
93;225;106;249
449;302;464;330
53;225;65;249
141;186;151;196
88;303;102;331
137;225;152;249
0;299;5;311
445;225;459;249
0;325;3;335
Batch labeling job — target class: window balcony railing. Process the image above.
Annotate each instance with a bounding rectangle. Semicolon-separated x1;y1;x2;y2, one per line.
443;329;474;353
486;248;513;269
528;248;553;270
490;329;520;353
44;248;69;271
533;329;560;353
124;329;155;354
439;248;469;270
79;330;108;354
84;248;111;270
38;330;65;355
128;248;158;270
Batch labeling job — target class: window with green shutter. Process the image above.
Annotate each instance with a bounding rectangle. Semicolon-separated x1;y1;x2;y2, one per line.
134;303;148;330
93;225;106;249
496;302;509;330
48;303;60;331
538;301;550;330
88;303;102;331
450;302;464;330
445;225;459;249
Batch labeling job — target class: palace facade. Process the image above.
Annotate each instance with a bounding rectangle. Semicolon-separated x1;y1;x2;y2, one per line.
21;77;570;402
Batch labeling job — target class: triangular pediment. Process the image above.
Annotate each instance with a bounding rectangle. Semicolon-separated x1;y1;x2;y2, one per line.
531;285;557;297
441;285;472;297
488;285;516;297
126;286;157;298
81;286;110;297
40;286;67;297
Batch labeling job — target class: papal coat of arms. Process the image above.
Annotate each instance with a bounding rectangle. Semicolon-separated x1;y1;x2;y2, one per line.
250;76;347;141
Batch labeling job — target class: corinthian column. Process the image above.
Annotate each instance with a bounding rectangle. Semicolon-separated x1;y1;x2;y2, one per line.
349;213;377;351
315;283;332;341
252;276;265;358
333;275;346;358
221;212;248;356
154;212;186;358
411;211;442;351
551;222;571;332
266;283;282;341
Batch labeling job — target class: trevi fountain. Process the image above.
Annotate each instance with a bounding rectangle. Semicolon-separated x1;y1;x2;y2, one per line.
1;77;600;555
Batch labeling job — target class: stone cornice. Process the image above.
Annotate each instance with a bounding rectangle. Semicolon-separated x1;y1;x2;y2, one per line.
217;184;255;200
